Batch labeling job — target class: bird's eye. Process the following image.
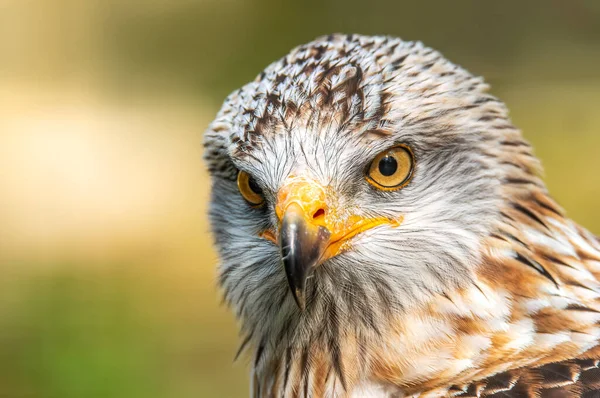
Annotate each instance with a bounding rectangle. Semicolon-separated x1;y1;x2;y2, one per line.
366;145;414;190
237;171;265;206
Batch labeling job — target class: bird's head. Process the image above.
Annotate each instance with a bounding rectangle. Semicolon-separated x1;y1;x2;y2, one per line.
204;35;541;350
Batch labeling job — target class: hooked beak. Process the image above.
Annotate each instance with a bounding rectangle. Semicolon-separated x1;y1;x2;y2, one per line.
267;178;402;310
280;202;330;310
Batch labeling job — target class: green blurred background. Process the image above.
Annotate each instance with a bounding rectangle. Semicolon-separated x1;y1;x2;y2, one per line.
1;0;599;396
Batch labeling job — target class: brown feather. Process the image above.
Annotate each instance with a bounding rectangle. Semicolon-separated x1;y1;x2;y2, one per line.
446;355;600;397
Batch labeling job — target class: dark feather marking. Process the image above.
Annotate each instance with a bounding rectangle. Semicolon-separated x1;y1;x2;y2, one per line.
497;231;528;248
500;140;531;147
533;197;563;217
504;177;541;187
473;282;489;300
578;366;600;390
565;280;599;294
514;252;559;288
543;254;577;270
478;115;500;122
234;333;252;361
494;124;518;130
491;233;507;242
517;150;537;159
448;385;468;395
565;304;600;313
219;263;240;285
255;338;266;368
474;96;500;105
483;371;519;394
538;362;578;387
576;359;599;371
485;382;529;397
465;357;600;397
391;54;408;69
220;289;231;307
501;211;517;223
300;345;310;398
511;202;550;231
442;291;456;305
421;61;435;70
582;390;600;398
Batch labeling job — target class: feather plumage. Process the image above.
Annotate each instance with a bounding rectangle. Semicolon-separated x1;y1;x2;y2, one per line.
204;34;600;397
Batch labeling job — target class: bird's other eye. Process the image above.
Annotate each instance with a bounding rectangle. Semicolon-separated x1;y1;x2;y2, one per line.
237;171;265;206
366;145;414;190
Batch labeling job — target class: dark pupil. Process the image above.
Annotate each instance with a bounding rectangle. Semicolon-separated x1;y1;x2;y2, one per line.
378;155;398;176
248;176;262;194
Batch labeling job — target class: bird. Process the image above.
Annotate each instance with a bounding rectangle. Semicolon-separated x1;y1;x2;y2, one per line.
203;34;600;397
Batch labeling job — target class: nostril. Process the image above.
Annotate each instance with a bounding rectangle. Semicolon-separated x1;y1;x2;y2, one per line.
312;208;325;221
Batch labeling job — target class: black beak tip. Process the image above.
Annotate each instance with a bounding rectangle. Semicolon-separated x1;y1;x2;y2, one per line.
292;288;306;311
282;251;310;311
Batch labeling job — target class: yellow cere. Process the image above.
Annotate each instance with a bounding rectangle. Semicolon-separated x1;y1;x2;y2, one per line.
270;176;403;260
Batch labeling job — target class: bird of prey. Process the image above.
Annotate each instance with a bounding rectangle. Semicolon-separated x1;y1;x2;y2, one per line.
204;34;600;397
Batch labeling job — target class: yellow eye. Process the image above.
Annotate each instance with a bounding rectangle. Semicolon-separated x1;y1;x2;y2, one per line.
237;171;265;206
366;145;415;190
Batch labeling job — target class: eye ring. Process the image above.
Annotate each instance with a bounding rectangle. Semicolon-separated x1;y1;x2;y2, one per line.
237;171;265;206
366;145;415;191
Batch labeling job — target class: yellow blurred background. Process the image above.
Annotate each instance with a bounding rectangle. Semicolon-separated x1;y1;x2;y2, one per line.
1;0;599;396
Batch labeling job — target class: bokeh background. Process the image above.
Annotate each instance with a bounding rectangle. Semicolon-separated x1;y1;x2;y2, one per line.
1;0;600;396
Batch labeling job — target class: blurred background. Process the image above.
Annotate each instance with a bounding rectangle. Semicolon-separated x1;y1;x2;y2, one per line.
1;0;600;396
